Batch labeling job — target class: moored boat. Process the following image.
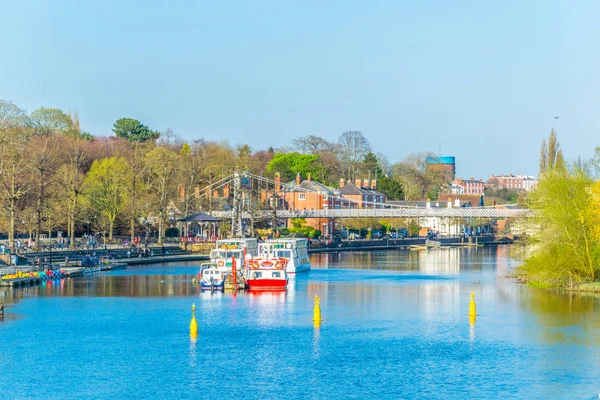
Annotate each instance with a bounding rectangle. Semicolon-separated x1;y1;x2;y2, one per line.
245;266;288;290
245;249;288;290
200;266;225;291
210;238;258;270
264;238;311;274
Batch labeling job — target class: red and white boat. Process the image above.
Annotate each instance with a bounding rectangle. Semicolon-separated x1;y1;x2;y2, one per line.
244;249;288;290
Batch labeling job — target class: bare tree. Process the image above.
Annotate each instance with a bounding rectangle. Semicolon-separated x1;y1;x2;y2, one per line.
292;135;335;155
337;130;371;182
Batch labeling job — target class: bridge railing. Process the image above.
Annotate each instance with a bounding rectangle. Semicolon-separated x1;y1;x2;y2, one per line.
212;208;531;219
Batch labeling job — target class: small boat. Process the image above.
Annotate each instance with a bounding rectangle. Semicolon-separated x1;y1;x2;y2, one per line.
200;267;225;291
245;259;288;291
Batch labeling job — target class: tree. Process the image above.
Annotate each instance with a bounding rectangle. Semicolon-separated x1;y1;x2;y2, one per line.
0;100;27;129
539;129;564;175
145;147;179;244
0;125;32;248
28;107;74;136
338;130;371;182
361;152;403;200
27;135;62;249
519;165;600;285
83;157;130;240
266;152;322;182
112;118;159;142
54;137;88;248
293;135;335;155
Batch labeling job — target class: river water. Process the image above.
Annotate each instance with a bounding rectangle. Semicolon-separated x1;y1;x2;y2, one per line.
1;247;599;399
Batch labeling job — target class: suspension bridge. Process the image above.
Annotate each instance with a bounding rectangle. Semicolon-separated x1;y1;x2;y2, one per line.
198;171;530;229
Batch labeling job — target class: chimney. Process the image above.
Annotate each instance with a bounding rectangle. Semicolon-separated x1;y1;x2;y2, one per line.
454;198;460;207
447;198;452;208
426;198;431;208
307;173;311;182
223;183;230;198
355;179;361;188
469;177;474;181
275;172;281;191
340;178;345;188
213;190;219;198
179;184;185;199
296;173;301;185
363;179;369;189
370;180;377;190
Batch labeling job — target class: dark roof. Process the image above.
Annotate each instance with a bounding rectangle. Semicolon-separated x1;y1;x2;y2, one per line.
179;212;222;223
283;180;337;195
339;184;385;197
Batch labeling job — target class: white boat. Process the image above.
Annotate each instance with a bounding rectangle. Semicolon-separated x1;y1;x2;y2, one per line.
244;259;288;291
210;238;258;270
199;266;225;291
250;239;311;274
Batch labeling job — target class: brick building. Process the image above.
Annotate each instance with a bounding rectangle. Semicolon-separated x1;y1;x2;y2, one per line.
488;174;537;191
451;178;485;195
338;178;387;209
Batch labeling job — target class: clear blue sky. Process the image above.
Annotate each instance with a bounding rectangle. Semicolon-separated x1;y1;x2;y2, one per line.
1;0;599;179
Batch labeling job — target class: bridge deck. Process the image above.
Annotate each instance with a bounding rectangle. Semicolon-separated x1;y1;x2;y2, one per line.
212;208;529;219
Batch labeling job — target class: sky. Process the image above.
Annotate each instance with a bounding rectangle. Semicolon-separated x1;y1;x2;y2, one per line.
1;0;599;179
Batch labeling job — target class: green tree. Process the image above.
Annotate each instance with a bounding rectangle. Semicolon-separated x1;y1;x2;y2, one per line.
83;157;130;240
266;152;322;182
361;152;403;200
539;129;564;175
112;118;159;142
519;166;600;285
28;107;75;136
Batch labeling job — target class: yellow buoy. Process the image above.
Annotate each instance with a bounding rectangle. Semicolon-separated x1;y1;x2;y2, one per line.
468;291;477;316
190;303;198;336
313;295;323;322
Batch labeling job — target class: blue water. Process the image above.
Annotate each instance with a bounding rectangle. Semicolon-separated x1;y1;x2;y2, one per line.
1;247;600;399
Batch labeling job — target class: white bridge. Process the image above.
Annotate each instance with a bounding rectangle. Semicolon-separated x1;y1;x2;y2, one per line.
212;207;531;219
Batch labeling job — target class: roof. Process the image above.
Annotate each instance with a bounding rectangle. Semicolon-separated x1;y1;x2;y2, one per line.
283;180;339;195
339;184;385;197
179;212;222;223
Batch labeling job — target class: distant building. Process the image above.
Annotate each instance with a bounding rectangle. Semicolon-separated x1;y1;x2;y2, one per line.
451;178;485;195
488;174;537;191
388;196;492;236
426;156;456;182
338;179;387;209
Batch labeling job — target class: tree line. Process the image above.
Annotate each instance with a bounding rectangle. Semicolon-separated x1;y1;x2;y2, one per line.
0;99;458;249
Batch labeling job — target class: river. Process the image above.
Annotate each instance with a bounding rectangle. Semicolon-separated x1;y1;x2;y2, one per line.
0;247;599;399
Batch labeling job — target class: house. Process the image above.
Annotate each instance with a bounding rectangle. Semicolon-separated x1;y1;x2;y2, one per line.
451;178;485;195
338;179;387;209
488;174;538;191
261;173;351;236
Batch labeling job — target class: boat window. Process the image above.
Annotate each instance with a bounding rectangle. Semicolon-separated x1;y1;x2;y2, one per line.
273;272;280;278
254;272;262;278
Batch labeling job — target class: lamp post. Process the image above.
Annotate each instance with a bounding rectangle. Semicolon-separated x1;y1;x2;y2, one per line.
143;218;149;244
87;219;91;236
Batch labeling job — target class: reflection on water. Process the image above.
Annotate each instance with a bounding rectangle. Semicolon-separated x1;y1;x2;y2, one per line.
2;248;600;398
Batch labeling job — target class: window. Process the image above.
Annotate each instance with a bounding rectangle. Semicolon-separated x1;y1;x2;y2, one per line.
299;193;306;200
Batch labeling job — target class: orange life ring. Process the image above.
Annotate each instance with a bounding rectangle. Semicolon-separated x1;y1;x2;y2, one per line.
280;258;288;266
217;260;225;267
275;261;283;270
